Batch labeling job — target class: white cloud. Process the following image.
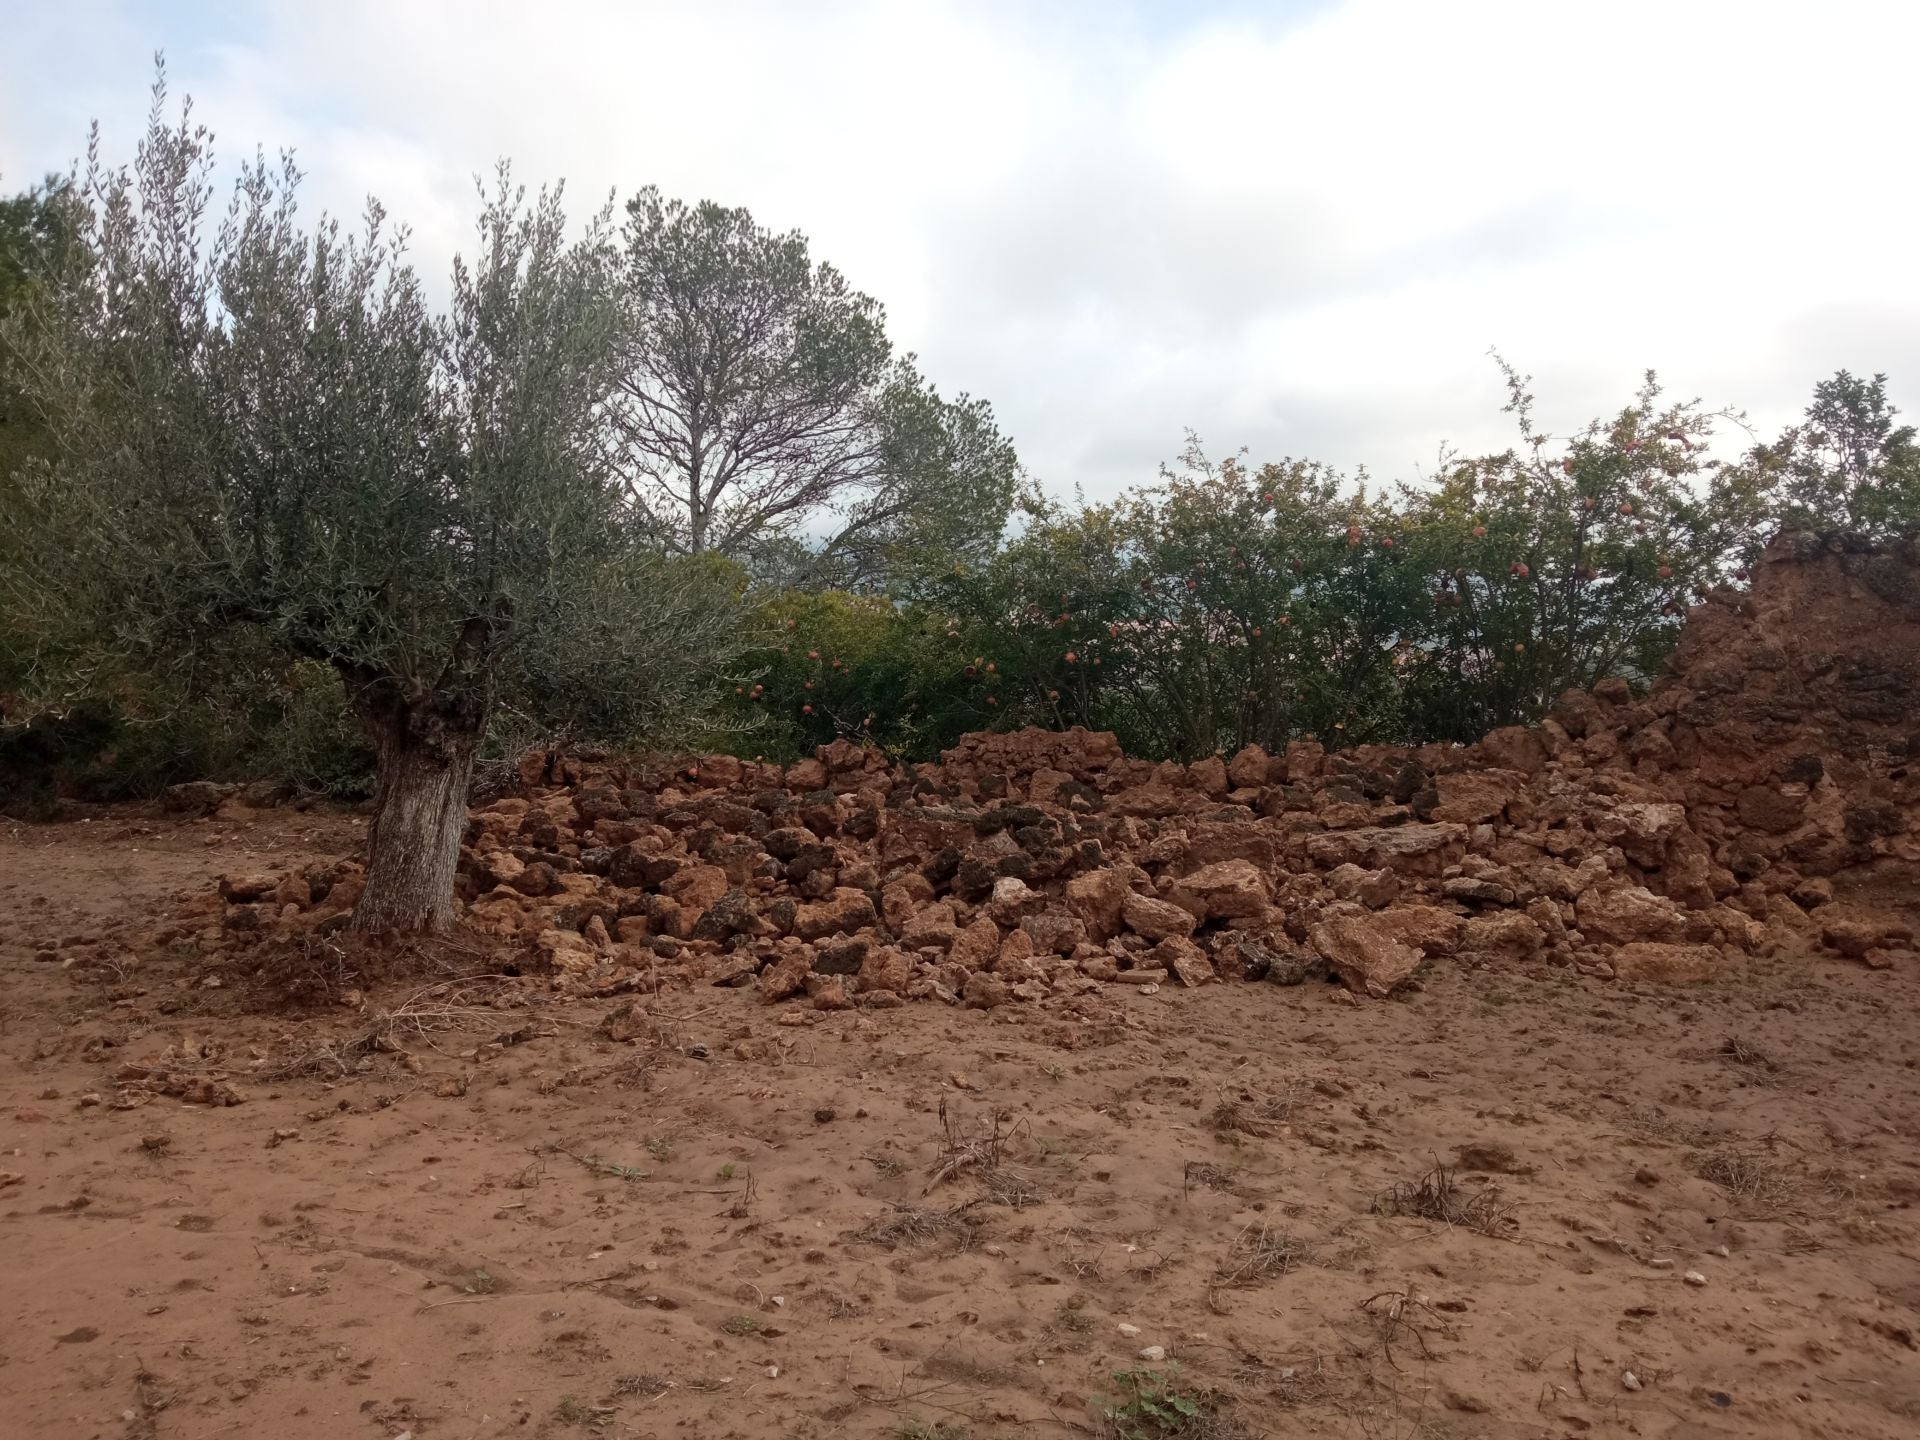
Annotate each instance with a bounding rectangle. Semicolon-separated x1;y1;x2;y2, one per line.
5;0;1917;497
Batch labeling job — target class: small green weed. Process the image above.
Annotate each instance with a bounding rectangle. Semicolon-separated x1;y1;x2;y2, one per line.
1100;1366;1216;1438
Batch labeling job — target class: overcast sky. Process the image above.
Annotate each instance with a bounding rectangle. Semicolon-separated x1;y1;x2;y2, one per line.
5;0;1916;498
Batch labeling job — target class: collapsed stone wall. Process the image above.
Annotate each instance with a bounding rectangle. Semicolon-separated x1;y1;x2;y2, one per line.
220;533;1920;1004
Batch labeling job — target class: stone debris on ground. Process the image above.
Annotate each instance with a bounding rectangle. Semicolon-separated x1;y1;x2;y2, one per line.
199;532;1918;1007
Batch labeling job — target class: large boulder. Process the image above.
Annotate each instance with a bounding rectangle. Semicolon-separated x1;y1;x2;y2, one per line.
1735;785;1809;835
1611;942;1727;984
1459;911;1547;962
793;887;878;941
1166;859;1271;922
981;875;1038;924
1309;904;1425;998
1065;867;1130;940
1431;770;1526;825
856;945;914;994
1150;936;1214;986
1593;802;1690;868
662;864;730;913
897;902;961;951
948;915;1002;970
1371;905;1467;957
1576;885;1688;946
759;949;814;1001
1110;784;1186;819
1327;863;1400;909
689;887;773;940
1021;910;1089;956
1189;754;1230;797
1473;726;1549;776
1549;688;1603;739
1227;745;1272;789
1305;823;1467;876
1121;890;1199;941
963;972;1010;1009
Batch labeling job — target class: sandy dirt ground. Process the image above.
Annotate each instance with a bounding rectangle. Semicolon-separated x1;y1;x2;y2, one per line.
3;806;1919;1440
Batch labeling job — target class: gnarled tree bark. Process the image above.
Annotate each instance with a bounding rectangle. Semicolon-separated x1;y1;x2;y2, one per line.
351;707;477;932
342;629;493;933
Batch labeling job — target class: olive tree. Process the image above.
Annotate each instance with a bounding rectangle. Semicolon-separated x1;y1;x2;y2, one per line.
1;177;83;487
610;186;1018;589
1;76;742;930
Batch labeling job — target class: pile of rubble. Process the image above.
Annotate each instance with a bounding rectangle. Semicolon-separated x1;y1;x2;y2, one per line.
218;533;1920;1005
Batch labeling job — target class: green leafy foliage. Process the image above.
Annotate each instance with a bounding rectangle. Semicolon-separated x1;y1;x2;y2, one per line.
732;590;980;760
0;71;748;925
1099;1367;1214;1438
1;77;1911;812
1732;370;1920;540
1;75;747;749
0;175;83;485
723;364;1897;761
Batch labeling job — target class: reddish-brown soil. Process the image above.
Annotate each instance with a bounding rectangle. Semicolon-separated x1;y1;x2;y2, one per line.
5;805;1919;1440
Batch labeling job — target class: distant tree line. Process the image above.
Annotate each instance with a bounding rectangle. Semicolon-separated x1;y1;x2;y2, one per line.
737;364;1915;762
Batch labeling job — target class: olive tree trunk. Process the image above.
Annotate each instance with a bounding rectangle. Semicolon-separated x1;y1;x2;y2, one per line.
347;678;486;933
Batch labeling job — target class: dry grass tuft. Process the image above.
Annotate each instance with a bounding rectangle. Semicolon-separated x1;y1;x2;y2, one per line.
925;1101;1026;1193
1208;1084;1298;1139
1372;1163;1515;1237
609;1373;672;1399
1214;1222;1313;1288
983;1166;1049;1210
1356;1286;1458;1369
1618;1106;1721;1150
1230;1352;1348;1410
1690;1146;1799;1211
244;929;500;1010
853;1200;986;1249
1183;1160;1239;1195
262;974;526;1080
1718;1036;1781;1080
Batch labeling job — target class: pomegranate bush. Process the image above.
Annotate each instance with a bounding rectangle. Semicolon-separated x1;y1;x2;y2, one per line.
732;368;1777;760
